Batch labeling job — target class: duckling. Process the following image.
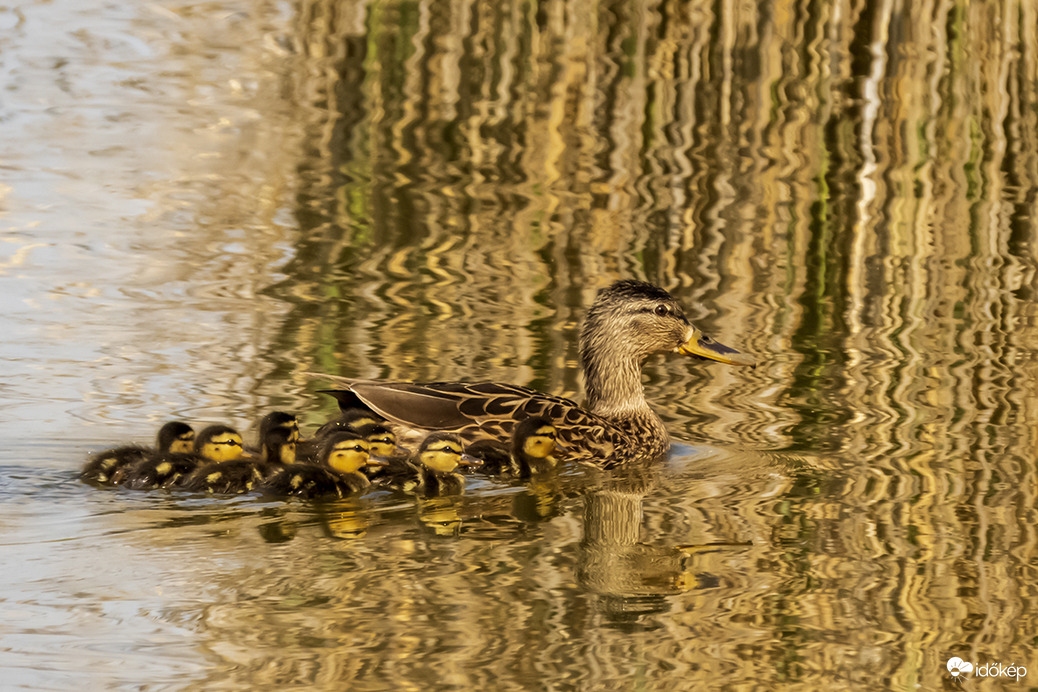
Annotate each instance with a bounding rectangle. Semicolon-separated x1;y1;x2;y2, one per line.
311;280;756;467
260;432;378;500
260;410;300;442
467;416;558;479
81;421;194;486
382;433;474;497
314;408;386;438
353;422;397;458
118;424;245;490
296;408;387;463
180;426;297;494
244;411;300;456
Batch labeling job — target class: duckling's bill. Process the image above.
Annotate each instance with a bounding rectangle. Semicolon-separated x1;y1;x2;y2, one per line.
459;453;484;468
676;328;756;367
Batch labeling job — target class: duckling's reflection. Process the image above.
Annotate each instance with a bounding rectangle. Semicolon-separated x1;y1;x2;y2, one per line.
318;500;370;540
257;505;297;543
577;465;747;626
509;477;563;523
416;496;463;537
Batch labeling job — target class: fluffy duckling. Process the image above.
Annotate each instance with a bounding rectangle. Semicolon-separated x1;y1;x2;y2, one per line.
513;416;559;477
119;424;245;490
466;416;558;479
314;408;386;438
294;409;381;463
244;411;300;456
81;421;195;486
353;422;397;458
180;426;297;495
382;433;476;497
261;411;301;442
261;432;380;500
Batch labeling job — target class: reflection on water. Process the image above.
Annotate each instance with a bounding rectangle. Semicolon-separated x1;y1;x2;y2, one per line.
1;0;1038;688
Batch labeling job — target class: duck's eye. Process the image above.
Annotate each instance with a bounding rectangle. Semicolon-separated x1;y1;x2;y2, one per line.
654;305;669;317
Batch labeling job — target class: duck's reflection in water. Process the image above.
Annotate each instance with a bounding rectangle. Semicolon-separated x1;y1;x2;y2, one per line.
577;465;751;628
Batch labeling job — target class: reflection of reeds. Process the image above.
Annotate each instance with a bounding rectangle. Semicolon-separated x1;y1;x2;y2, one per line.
138;0;1038;687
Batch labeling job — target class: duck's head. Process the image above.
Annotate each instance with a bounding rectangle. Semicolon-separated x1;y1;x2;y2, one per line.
261;427;297;466
580;280;756;369
416;433;468;474
157;421;195;455
195;425;245;463
512;416;558;473
352;422;397;458
259;411;300;443
321;432;371;475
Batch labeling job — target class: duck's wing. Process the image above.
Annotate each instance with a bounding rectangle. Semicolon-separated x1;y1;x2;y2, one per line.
308;375;618;461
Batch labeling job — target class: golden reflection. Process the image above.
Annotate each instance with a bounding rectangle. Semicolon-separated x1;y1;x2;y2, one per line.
55;0;1038;688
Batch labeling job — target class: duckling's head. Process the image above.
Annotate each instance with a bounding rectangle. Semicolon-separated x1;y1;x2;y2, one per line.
195;425;245;463
157;421;195;455
416;433;465;473
259;411;300;443
313;408;386;439
261;427;297;466
321;432;370;475
512;416;558;472
352;422;396;458
581;280;755;367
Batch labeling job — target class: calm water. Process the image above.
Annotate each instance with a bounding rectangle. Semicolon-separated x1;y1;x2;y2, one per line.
2;0;1037;689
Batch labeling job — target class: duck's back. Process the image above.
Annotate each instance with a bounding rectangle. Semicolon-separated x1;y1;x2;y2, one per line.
326;380;628;464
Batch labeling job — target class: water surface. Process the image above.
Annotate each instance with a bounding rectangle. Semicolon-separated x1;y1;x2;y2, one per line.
2;0;1037;689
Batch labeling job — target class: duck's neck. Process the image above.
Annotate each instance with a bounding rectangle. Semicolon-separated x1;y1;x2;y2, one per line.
578;319;671;455
581;344;663;428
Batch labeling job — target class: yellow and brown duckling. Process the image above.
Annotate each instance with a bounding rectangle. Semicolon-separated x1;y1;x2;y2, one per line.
381;433;479;497
81;421;195;486
296;408;387;463
314;407;386;439
245;411;300;455
118;424;245;490
466;416;558;479
180;426;297;495
313;280;756;467
260;431;381;500
353;422;397;458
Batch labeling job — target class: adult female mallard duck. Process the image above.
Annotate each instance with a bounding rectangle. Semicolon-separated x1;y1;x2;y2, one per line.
467;416;558;479
260;431;380;500
119;424;245;490
314;280;756;467
181;426;297;494
81;421;195;485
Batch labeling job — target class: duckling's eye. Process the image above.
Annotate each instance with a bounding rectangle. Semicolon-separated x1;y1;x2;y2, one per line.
654;304;669;317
